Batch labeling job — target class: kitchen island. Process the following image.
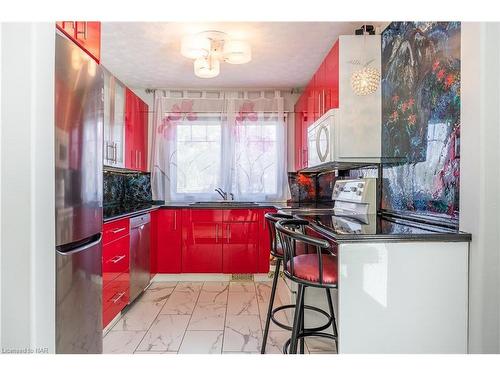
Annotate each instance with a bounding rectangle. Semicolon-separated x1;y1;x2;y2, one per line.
282;210;471;354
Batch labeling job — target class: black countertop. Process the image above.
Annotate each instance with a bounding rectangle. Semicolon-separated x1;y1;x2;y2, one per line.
103;203;160;222
103;201;471;243
103;201;292;222
291;212;471;243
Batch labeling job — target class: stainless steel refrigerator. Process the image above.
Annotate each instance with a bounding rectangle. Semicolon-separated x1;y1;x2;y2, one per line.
55;34;104;354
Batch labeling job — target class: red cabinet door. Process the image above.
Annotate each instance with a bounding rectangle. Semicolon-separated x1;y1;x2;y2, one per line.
103;272;129;328
314;62;326;120
155;209;182;273
257;208;277;273
125;89;148;172
325;40;339;110
102;235;130;285
294;94;308;170
56;21;100;63
222;221;259;274
125;88;136;170
138;99;149;171
103;218;130;246
182;209;223;273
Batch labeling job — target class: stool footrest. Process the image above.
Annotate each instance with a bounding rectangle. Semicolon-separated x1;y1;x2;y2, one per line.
282;332;337;354
270;304;333;332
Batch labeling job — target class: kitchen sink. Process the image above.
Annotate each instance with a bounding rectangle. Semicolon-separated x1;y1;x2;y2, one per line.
190;201;259;207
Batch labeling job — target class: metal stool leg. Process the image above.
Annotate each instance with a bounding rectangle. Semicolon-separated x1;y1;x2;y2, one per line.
300;286;306;354
290;284;305;354
326;289;338;349
260;258;282;354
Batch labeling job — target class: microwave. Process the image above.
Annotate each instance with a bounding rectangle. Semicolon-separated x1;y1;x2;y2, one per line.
307;109;338;166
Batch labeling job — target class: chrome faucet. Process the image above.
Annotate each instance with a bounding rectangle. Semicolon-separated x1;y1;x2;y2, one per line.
214;188;234;201
215;188;227;200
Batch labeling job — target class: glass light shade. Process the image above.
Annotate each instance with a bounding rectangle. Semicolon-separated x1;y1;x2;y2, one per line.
223;40;251;64
351;66;381;96
181;35;211;59
194;57;220;78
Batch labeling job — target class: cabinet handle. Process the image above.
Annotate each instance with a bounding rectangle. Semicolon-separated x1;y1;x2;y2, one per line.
139;151;142;169
61;21;76;37
215;224;219;243
227;224;231;243
174;211;177;230
111;292;125;304
109;255;126;264
111;227;126;234
76;21;87;40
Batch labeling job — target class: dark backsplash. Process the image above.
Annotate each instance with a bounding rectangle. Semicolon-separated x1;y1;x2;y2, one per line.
104;168;152;207
288;167;379;203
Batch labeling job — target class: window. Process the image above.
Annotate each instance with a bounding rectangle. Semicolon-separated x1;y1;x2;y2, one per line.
170;114;285;201
173;115;222;197
232;117;282;199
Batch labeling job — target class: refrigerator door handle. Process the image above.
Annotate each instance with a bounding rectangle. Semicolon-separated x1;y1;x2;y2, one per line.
56;234;102;256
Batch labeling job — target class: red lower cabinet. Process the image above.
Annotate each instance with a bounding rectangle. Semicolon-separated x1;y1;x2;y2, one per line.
258;208;277;273
155;209;182;273
102;219;131;329
182;209;223;273
152;207;277;274
222;221;259;273
102;272;129;328
102;235;130;284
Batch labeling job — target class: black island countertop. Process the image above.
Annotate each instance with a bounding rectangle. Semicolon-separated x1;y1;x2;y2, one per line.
291;212;472;243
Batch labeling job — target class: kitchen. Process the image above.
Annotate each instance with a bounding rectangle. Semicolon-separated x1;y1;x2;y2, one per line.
1;1;500;370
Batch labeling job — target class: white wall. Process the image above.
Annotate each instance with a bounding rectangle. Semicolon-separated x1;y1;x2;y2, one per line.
460;22;500;354
0;23;55;353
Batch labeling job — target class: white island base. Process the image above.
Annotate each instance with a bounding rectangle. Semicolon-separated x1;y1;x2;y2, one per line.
288;240;469;354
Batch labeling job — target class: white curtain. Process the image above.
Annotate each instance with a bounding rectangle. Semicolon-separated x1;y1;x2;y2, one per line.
151;91;288;202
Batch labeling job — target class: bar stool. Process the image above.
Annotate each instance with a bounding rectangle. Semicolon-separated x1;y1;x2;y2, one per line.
275;218;338;354
260;213;335;354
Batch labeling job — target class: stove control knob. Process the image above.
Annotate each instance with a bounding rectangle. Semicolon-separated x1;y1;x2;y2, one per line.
357;190;362;196
358;183;364;188
350;186;357;192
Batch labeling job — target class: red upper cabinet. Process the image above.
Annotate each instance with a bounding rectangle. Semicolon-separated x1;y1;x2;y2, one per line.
324;40;340;110
56;21;101;63
293;38;340;170
125;89;148;172
314;61;327;120
155;209;183;273
294;91;309;170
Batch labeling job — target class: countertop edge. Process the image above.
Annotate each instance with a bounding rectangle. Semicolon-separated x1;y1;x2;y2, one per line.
103;205;160;223
308;222;472;243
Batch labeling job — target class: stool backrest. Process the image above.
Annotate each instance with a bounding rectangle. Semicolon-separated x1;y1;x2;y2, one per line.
264;212;294;257
275;218;332;287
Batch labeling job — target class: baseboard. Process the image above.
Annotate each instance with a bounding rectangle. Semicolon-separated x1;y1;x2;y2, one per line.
103;312;122;336
152;273;273;282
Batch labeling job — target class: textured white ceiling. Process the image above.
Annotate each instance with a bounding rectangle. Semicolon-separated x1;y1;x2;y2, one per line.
101;22;377;89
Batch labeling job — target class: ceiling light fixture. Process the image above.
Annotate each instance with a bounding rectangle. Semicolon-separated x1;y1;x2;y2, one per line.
181;30;251;78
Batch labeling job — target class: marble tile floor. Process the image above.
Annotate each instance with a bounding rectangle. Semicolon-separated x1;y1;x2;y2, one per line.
103;279;337;354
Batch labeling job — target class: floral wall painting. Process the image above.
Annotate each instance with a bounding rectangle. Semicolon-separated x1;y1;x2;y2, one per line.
381;22;461;221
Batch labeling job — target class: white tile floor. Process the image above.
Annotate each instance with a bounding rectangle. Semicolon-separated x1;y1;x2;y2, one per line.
103;278;337;354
